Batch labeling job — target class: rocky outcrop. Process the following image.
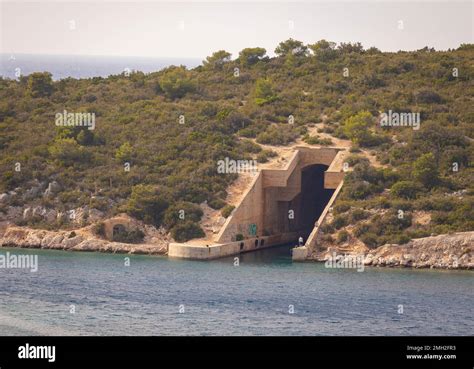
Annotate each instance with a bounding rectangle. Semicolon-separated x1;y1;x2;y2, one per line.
364;232;473;269
309;232;473;270
43;181;61;198
0;225;168;255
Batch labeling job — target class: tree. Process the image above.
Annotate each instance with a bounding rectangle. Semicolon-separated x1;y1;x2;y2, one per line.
342;111;374;146
413;153;439;188
159;67;195;99
115;142;133;162
125;184;169;226
338;42;364;54
48;138;91;166
390;181;423;199
170;221;205;242
27;72;54;98
238;47;267;66
366;46;382;55
253;78;278;105
163;201;203;229
274;38;307;57
308;40;337;62
203;50;232;69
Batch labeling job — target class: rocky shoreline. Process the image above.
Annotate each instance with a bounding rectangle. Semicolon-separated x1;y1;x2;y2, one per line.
312;232;473;270
1;223;472;270
0;224;168;255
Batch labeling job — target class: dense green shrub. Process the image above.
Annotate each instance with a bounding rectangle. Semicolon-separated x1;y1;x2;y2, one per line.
163;202;203;229
331;215;348;229
159;67;195;99
221;205;235;218
390;181;423;199
256;125;299;145
256;149;277;163
113;228;145;243
170;221;205;242
336;230;349;243
93;222;106;237
124;185;169;226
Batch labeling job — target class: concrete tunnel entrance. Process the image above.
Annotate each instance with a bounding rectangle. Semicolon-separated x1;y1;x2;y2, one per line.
168;147;347;259
266;164;335;242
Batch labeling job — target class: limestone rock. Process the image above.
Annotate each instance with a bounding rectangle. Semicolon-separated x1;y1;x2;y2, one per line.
0;222;168;256
365;232;473;270
44;181;61;198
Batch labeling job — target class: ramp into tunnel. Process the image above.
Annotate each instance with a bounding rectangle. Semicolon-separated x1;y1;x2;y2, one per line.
168;147;347;260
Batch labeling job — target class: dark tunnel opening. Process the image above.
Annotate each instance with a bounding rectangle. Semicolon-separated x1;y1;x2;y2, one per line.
298;164;335;238
266;164;335;241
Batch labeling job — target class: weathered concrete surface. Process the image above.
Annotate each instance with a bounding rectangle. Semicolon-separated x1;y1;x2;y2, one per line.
102;213;141;241
292;246;308;261
169;232;299;260
217;147;346;244
168;147;348;260
302;180;345;253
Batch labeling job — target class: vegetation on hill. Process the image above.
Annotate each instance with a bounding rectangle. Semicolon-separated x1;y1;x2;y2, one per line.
0;40;472;244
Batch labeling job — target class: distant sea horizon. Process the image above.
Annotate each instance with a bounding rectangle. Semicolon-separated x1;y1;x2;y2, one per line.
0;53;203;80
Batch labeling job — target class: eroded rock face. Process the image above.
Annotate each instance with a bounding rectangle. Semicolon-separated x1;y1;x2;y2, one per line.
0;225;168;255
44;181;61;198
364;232;473;269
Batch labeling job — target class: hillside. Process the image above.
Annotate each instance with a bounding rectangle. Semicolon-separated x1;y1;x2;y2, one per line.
0;40;473;247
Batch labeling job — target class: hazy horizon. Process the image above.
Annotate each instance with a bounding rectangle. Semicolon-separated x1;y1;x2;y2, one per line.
1;1;472;59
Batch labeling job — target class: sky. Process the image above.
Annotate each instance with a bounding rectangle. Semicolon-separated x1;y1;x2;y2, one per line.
1;0;473;58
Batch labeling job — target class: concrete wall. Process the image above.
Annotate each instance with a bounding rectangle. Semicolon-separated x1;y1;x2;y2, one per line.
169;232;300;260
172;147;347;260
218;147;343;244
216;172;264;243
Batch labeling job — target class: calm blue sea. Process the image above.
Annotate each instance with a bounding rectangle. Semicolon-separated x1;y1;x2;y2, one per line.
0;54;202;80
0;246;472;336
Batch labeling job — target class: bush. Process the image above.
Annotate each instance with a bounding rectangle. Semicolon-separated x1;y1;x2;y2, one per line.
221;204;235;218
171;221;205;242
27;72;54;98
256;149;277;163
390;181;422;199
336;230;349;243
303;134;333;146
389;234;411;245
253;78;278;105
208;198;226;210
360;232;379;248
390;199;413;211
159;67;195;99
49;138;92;166
125;185;169;226
333;202;351;214
413;153;439;188
235;233;244;241
349;208;369;222
163;202;203;229
256;125;299;146
416;90;443;104
321;234;334;243
320;223;335;234
93;222;105;237
331;215;348;229
113;228;145;244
